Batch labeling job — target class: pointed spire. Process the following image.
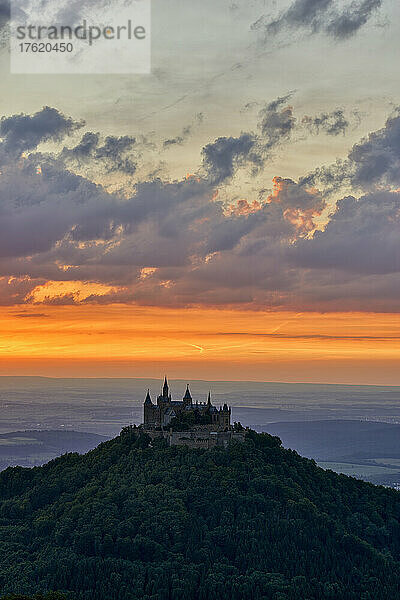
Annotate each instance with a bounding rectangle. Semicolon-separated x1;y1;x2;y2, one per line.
144;389;152;405
207;391;211;406
183;384;192;402
162;376;169;399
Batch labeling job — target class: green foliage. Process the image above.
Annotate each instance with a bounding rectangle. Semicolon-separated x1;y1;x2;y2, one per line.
233;422;244;432
0;430;400;599
0;594;69;600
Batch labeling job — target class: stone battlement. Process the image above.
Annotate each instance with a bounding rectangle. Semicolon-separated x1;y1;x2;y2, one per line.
168;429;245;449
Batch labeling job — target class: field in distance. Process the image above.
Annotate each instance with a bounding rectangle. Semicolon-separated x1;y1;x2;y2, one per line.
0;430;108;471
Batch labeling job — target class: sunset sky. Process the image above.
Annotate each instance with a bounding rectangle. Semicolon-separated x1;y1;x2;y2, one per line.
0;0;399;383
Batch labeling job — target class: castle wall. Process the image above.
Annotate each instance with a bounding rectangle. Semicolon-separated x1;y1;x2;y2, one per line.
168;430;245;449
144;404;160;428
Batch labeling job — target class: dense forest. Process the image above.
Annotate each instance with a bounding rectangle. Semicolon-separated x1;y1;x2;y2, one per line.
1;428;400;599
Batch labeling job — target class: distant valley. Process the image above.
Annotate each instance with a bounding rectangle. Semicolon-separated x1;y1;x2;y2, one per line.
0;377;399;485
0;430;107;471
265;420;400;486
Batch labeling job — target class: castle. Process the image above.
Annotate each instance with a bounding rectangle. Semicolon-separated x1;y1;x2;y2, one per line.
142;378;244;448
143;377;231;430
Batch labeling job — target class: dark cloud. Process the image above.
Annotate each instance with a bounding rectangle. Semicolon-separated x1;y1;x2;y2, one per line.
302;109;350;136
348;110;400;188
203;98;355;188
0;146;325;307
326;0;382;39
95;135;135;159
0;105;399;312
61;132;137;175
0;0;8;27
258;94;296;148
302;109;400;191
0;106;83;160
54;0;109;27
292;191;400;275
66;132;100;158
266;0;334;36
202;95;296;184
0;276;42;306
95;135;137;175
202;133;258;184
257;0;382;41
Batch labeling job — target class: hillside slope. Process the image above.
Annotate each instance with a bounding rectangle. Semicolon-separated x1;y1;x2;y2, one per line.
0;429;400;599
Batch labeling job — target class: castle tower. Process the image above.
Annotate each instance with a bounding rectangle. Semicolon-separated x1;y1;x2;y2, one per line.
222;403;231;429
183;384;192;406
162;376;169;398
144;389;152;404
144;389;159;428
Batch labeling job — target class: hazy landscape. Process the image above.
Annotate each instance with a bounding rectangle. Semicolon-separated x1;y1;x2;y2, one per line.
265;420;400;487
0;429;107;471
1;377;400;436
1;376;399;485
1;0;399;595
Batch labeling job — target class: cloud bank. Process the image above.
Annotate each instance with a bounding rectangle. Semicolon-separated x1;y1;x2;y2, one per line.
0;104;398;312
253;0;382;42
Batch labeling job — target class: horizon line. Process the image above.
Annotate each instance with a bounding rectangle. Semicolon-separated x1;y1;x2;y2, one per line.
0;375;398;388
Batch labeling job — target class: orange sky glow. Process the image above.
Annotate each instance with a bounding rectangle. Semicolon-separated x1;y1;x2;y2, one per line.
1;305;399;384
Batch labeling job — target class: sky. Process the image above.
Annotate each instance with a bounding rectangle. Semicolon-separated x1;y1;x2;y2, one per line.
0;0;399;383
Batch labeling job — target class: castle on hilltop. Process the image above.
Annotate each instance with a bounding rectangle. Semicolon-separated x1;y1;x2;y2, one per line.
143;377;231;431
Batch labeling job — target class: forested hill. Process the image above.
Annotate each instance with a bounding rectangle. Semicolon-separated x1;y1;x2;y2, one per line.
1;429;400;600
